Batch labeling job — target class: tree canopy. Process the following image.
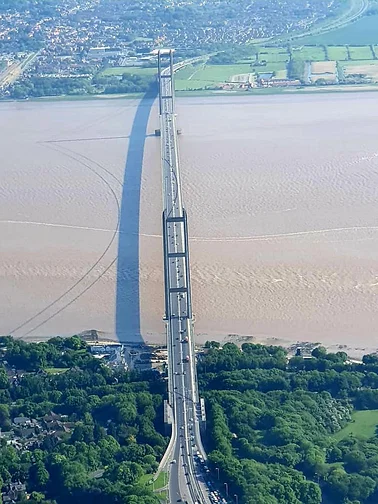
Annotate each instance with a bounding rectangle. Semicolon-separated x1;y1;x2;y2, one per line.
200;342;378;503
0;336;166;504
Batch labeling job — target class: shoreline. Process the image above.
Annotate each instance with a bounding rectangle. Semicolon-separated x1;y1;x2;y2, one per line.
20;330;375;360
2;83;378;104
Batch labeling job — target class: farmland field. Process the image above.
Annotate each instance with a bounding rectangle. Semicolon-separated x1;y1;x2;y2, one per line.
174;42;378;91
333;410;378;441
327;45;349;60
349;45;374;60
175;63;255;90
175;78;215;91
292;45;326;61
298;15;378;46
343;60;378;81
343;59;378;67
255;61;287;73
311;61;336;73
310;61;337;83
188;64;253;83
175;64;203;80
258;48;289;62
259;61;287;72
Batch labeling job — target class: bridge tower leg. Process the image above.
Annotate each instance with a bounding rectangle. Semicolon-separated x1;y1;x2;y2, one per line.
157;50;162;116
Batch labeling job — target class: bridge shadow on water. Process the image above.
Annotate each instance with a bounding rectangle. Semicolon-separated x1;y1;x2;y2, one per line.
116;89;157;343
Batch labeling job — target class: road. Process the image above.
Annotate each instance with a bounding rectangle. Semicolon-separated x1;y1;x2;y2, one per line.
0;52;39;89
158;50;211;504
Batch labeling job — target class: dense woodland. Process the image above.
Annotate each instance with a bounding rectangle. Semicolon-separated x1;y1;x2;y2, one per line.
199;342;378;504
4;336;378;504
0;336;166;504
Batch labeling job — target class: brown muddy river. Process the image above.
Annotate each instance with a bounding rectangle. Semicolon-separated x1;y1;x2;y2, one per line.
2;92;378;356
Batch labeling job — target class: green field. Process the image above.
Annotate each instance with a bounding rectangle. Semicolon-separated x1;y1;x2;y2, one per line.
139;472;167;490
44;367;69;374
333;410;378;441
175;63;204;80
349;45;374;60
299;15;378;46
238;48;289;65
175;63;254;90
194;63;253;81
174;62;210;88
258;47;289;62
175;78;215;90
175;61;289;90
292;45;326;61
342;58;378;66
139;471;168;501
101;66;157;77
327;45;349;60
257;61;287;72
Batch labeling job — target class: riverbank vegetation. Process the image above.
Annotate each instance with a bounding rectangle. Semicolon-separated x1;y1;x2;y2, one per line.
199;342;378;504
10;72;156;98
0;336;167;504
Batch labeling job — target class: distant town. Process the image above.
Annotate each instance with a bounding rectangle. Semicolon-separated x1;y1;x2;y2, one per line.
0;0;357;99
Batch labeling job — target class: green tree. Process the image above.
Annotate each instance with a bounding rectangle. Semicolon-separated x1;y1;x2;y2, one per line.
0;405;10;430
326;468;350;501
29;462;50;489
344;450;367;472
348;474;376;501
299;481;321;504
311;346;327;359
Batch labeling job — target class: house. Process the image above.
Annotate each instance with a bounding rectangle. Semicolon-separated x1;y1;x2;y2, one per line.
7;440;23;450
257;72;274;82
2;482;26;503
19;427;36;438
13;417;31;426
43;411;63;423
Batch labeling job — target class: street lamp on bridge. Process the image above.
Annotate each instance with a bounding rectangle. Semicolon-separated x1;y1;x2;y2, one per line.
224;482;229;497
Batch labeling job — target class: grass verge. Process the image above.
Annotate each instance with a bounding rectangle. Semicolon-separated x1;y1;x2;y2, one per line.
333;410;378;441
100;66;157;77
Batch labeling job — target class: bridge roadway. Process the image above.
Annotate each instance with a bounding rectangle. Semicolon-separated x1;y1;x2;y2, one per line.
158;50;211;504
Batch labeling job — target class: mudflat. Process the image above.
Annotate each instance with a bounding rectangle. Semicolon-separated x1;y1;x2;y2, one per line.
2;93;378;356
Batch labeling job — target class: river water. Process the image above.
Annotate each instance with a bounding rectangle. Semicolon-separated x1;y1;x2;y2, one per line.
2;92;378;356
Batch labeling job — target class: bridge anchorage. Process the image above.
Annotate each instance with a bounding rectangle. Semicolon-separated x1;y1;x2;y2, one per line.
157;49;211;504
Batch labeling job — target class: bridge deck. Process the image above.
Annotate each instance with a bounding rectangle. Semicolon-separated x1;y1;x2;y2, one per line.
158;50;209;504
